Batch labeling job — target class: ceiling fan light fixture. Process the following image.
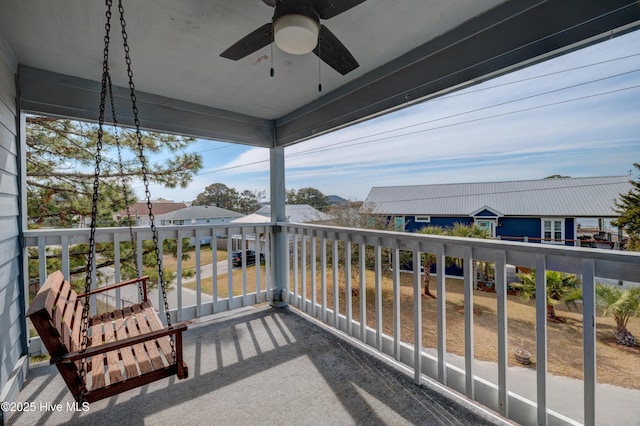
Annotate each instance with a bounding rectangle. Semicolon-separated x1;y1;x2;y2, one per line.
273;14;319;55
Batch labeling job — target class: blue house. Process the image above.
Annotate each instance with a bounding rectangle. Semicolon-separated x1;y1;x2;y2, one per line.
364;176;631;246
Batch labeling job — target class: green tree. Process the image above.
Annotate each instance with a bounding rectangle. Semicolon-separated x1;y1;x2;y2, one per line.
611;164;640;251
192;183;239;210
595;283;640;347
237;189;265;214
511;270;582;321
286;187;329;210
26;116;202;289
27;116;202;228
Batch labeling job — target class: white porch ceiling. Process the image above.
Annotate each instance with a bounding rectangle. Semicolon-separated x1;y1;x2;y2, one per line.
1;0;639;147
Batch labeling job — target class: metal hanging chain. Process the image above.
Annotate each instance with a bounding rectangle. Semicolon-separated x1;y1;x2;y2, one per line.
106;72;143;301
79;0;113;397
117;0;176;361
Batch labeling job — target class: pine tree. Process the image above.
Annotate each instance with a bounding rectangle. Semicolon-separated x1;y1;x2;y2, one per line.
612;164;640;251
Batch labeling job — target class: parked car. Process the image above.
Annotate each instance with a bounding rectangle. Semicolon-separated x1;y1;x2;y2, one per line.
231;250;256;267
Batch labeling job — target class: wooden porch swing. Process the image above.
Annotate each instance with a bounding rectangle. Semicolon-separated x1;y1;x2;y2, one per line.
27;0;188;403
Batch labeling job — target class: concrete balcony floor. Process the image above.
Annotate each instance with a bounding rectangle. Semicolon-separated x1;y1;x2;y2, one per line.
8;305;512;426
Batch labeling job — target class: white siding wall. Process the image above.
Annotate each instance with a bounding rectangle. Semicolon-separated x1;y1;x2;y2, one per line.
0;43;27;414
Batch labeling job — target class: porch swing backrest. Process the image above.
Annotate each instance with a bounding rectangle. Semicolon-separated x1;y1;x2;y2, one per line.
27;270;188;403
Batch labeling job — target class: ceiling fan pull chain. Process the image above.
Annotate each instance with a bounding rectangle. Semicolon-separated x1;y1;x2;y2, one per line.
318;37;322;92
270;41;274;77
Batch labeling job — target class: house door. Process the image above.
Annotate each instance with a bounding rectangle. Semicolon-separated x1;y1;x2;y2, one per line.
475;219;496;237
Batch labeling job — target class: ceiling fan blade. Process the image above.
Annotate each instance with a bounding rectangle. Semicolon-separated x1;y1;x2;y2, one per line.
313;25;359;75
312;0;368;20
220;23;273;60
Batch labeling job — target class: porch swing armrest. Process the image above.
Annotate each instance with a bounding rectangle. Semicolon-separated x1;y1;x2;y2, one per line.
78;276;150;301
51;322;188;364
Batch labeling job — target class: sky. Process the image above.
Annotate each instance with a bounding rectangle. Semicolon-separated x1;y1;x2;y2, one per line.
141;29;640;203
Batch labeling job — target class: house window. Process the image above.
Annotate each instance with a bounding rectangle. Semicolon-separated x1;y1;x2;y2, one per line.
542;218;564;244
475;219;496;237
415;216;431;223
393;216;405;231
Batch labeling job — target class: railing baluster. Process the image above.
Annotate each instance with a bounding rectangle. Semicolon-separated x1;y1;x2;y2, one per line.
392;245;401;360
311;234;317;317
332;235;339;328
157;236;165;322
436;244;447;384
113;233;121;309
302;233;308;312
227;229;233;309
359;241;367;344
375;241;383;352
212;229;218;309
321;231;327;322
536;254;548;426
255;226;262;302
61;234;70;282
463;246;474;399
345;240;353;336
293;228;299;308
413;244;422;385
241;227;247;305
495;250;508;417
38;237;46;286
582;259;596;426
195;229;202;317
177;229;184;320
136;234;144;287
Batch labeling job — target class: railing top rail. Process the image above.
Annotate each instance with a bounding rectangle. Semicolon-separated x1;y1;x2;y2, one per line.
279;222;640;279
23;222;276;238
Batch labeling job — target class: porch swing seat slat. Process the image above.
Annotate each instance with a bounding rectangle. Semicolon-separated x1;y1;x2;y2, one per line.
27;270;188;403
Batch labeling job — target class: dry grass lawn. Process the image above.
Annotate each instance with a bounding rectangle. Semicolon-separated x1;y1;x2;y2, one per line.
182;264;640;389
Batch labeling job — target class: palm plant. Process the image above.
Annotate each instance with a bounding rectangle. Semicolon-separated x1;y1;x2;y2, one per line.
417;223;490;299
416;225;446;298
511;269;582;322
595;283;640;347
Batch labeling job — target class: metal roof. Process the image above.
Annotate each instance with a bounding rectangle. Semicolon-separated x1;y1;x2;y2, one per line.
155;205;242;221
364;176;632;217
253;204;331;223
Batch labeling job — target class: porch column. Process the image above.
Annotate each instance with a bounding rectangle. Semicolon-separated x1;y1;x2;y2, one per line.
270;146;288;307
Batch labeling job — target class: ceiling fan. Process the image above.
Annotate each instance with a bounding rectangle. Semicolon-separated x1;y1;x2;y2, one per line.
220;0;367;76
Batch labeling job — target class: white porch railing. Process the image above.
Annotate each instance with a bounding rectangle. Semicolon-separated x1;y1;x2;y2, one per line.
280;223;640;426
24;223;273;324
23;222;640;426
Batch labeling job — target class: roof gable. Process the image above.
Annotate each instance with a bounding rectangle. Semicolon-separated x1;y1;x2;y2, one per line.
470;206;503;217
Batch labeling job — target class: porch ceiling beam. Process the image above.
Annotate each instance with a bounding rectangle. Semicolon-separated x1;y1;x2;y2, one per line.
274;0;640;147
18;66;274;148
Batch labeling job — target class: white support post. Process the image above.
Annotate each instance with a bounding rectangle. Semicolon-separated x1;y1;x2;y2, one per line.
269;145;288;308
